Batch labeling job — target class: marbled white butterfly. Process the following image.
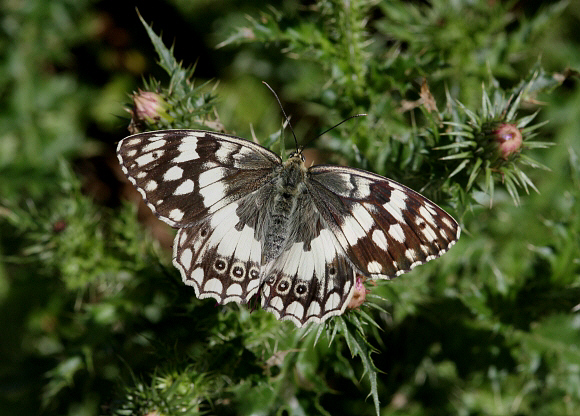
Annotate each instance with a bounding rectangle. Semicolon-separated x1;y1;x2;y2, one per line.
117;126;460;326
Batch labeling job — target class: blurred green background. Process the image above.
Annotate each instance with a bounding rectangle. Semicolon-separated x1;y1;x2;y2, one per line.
1;0;580;415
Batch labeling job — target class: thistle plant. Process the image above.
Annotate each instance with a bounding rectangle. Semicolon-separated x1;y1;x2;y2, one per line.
111;5;566;415
2;1;578;416
435;72;553;206
126;13;222;134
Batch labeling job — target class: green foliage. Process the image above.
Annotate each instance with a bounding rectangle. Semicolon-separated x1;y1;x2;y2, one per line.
1;0;580;415
127;12;220;133
433;68;556;207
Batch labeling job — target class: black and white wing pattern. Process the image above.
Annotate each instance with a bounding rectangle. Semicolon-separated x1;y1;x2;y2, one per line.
259;203;358;326
306;166;460;279
117;129;460;327
118;130;279;305
171;200;264;305
117;130;280;227
258;166;460;326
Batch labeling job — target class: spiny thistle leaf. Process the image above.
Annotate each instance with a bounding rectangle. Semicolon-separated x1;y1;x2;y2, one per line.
137;11;193;95
340;316;381;416
126;12;220;133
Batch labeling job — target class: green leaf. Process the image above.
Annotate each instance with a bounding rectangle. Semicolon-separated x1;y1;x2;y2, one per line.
519;154;552;170
502;169;521;205
448;158;470;178
514;167;539;194
516;110;540;128
439;151;472;160
341;317;381;416
434;140;477;149
466;157;483;190
523;140;555;149
137;11;192;96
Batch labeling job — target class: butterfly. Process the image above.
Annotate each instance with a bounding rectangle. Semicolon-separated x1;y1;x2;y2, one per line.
117;128;460;326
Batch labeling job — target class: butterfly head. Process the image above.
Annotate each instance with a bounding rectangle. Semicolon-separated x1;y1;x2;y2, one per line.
283;148;308;177
288;148;305;163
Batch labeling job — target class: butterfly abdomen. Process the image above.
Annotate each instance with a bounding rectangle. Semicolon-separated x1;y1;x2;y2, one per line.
262;155;309;261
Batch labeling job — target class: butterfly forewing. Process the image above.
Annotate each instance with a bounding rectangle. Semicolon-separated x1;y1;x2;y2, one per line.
307;165;460;279
117;130;281;227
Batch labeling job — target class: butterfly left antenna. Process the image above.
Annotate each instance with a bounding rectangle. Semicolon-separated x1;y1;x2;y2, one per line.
262;81;299;152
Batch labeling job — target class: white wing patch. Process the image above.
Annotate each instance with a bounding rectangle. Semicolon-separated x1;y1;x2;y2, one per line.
163;166;183;181
199;167;228;188
199;180;227;208
174;179;194;195
172;138;199;164
372;229;388;251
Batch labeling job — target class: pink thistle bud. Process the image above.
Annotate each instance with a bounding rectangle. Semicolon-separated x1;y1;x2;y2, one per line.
132;90;167;123
52;219;67;233
494;123;523;160
347;276;369;309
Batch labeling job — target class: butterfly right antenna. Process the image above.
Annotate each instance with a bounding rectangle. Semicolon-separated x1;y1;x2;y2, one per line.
300;113;367;150
316;114;367;138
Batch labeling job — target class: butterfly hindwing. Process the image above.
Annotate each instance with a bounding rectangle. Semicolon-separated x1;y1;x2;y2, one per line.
173;197;263;305
260;220;356;326
117;130;281;227
307;165;460;279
